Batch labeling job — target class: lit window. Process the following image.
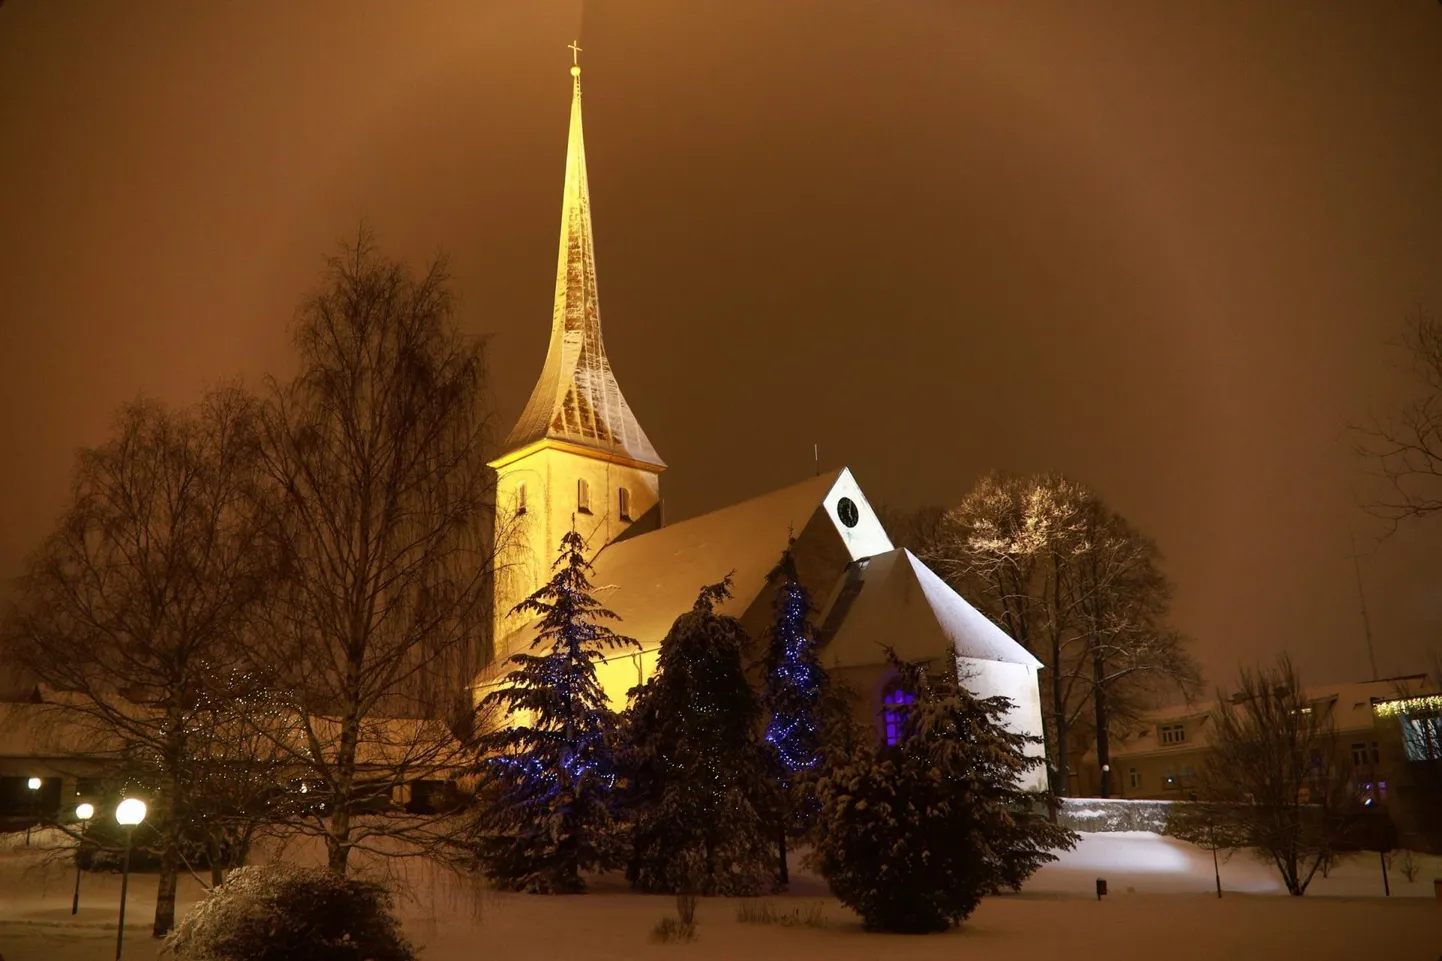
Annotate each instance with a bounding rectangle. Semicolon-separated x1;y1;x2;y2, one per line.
577;478;591;514
516;484;527;516
882;684;915;747
618;487;632;521
1159;724;1186;745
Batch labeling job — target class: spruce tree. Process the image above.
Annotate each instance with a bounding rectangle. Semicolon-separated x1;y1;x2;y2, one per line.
472;528;637;893
620;577;778;896
809;653;1076;932
759;546;827;884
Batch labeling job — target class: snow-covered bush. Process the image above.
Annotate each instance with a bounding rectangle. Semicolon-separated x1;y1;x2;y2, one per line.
809;656;1075;933
168;862;415;961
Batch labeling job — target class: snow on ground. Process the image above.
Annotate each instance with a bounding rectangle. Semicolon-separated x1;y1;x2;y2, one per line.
0;831;1437;961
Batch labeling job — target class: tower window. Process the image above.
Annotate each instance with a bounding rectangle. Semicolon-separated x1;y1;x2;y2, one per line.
881;681;915;747
516;484;527;516
618;487;632;521
577;478;592;514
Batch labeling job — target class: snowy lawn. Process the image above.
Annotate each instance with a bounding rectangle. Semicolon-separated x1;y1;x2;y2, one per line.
0;831;1438;961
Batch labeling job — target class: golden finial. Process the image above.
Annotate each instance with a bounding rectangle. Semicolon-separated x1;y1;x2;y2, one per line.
568;40;582;77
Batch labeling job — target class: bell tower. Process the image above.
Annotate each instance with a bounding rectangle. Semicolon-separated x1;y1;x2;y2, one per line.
490;48;665;650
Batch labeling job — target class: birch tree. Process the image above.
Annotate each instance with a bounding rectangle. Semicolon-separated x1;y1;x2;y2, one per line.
253;231;499;874
2;388;279;935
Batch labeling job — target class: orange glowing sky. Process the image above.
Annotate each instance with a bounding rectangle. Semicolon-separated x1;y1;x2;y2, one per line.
1;1;1440;686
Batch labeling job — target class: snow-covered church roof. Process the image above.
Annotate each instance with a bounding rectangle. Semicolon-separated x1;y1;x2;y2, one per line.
817;548;1042;670
492;468;893;658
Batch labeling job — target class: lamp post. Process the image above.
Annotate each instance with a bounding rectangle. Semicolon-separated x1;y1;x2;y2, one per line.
25;777;41;845
114;798;146;961
72;802;95;916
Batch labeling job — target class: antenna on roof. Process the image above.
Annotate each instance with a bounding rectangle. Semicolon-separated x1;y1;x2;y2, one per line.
1348;528;1379;681
814;443;819;477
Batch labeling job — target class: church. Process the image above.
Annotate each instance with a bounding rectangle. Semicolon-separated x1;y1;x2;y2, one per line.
476;57;1046;790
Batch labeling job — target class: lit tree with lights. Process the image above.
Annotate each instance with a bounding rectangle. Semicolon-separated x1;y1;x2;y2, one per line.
472;528;637;893
621;577;778;895
759;545;827;884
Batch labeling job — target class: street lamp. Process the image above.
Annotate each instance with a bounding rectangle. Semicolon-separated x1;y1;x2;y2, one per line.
114;798;147;961
72;802;95;916
25;777;41;845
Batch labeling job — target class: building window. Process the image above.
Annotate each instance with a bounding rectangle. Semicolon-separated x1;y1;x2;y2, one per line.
1158;723;1186;745
881;684;915;747
618;486;632;521
1351;742;1369;767
1371;741;1380;764
516;484;527;516
577;478;591;514
1128;768;1140;789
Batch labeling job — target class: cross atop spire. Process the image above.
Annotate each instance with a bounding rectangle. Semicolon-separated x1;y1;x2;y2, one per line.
496;55;665;470
568;40;582;67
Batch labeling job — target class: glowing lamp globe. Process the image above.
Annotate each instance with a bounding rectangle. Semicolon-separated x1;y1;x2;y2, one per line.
75;802;95;821
27;777;41;790
115;798;147;827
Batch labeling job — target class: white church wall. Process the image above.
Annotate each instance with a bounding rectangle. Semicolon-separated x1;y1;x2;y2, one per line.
958;656;1049;793
821;469;893;561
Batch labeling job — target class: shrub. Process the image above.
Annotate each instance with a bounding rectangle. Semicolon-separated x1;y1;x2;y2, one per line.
168;862;415;961
650;892;698;943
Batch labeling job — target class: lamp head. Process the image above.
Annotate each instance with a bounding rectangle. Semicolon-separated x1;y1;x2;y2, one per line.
75;802;95;821
115;797;147;827
26;777;41;790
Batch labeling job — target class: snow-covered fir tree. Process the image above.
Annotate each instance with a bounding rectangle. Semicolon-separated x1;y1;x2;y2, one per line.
809;653;1076;933
472;528;637;893
620;576;779;896
759;545;827;884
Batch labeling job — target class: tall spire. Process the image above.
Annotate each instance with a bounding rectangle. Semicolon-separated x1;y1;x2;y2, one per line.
501;49;664;469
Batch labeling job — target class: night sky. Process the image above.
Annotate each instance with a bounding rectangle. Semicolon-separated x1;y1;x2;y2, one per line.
2;2;1440;688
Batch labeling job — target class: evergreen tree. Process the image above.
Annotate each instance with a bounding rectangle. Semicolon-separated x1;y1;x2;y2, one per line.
759;546;827;884
809;653;1076;933
472;528;637;893
621;577;778;896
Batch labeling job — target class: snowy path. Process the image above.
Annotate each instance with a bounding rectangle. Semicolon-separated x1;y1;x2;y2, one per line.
0;832;1437;960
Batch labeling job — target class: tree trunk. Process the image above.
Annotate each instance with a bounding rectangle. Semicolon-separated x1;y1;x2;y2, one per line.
153;834;180;937
1093;645;1111;798
777;828;788;887
1212;846;1221;898
327;807;352;875
1050;640;1070;796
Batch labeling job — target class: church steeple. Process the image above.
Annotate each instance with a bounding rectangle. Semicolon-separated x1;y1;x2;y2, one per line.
499;50;664;469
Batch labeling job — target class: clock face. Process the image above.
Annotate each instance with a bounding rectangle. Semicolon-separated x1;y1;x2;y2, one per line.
836;497;860;528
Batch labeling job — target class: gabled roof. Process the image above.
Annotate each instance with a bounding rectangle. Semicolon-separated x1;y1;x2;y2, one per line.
490;468;893;660
817;549;1041;671
498;64;663;469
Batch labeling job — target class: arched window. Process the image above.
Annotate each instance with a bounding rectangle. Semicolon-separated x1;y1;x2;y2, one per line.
577;478;592;514
516;483;528;516
881;681;915;747
618;486;632;521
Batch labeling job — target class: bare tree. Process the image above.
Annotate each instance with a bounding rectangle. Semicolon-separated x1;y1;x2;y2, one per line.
1355;309;1442;526
1069;498;1202;797
2;387;278;935
1193;657;1348;896
253;231;499;874
918;473;1198;797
